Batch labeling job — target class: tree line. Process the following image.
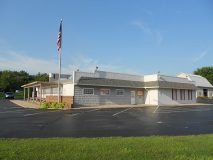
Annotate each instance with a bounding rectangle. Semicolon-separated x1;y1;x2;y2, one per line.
0;70;48;92
193;66;213;85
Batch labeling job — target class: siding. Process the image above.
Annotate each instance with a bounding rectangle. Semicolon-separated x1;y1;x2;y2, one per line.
74;86;144;107
158;89;196;105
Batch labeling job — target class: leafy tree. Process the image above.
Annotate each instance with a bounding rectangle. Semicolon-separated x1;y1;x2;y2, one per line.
33;72;49;82
0;70;49;92
194;66;213;85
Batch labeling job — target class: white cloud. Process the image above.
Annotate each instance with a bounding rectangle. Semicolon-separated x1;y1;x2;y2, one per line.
0;50;139;75
131;21;152;34
193;50;208;63
130;20;163;45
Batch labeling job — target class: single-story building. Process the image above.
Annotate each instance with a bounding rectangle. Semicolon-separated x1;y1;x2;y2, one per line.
177;73;213;98
21;70;211;108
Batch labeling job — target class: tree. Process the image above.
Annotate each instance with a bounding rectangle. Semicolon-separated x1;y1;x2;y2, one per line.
33;72;49;82
194;66;213;85
0;70;49;92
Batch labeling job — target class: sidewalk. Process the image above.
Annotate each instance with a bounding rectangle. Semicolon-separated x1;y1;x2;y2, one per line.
10;100;40;109
72;103;212;110
73;104;157;110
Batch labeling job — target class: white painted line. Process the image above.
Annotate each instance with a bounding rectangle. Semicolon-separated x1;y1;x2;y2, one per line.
112;107;133;117
86;108;101;113
156;121;163;124
23;110;61;117
70;113;80;117
153;105;160;113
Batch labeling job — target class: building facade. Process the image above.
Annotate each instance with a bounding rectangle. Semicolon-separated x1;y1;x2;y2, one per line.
177;73;213;98
22;70;213;108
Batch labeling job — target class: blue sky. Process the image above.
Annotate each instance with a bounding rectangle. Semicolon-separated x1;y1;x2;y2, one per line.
0;0;212;75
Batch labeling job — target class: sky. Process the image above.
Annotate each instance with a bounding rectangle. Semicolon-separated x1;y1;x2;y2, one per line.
0;0;213;76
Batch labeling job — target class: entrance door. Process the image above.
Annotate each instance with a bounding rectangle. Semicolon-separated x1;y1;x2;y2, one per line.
203;89;208;97
131;91;136;104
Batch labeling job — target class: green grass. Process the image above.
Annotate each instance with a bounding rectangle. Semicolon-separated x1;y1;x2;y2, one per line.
1;135;213;160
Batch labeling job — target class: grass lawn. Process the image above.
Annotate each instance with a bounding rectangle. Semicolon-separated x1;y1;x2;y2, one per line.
1;135;213;160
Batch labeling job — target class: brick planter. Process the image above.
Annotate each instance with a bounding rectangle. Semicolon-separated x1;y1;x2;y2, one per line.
46;96;73;109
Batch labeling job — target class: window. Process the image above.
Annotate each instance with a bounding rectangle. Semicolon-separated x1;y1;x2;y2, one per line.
188;90;192;100
180;89;185;100
83;88;94;95
116;89;124;96
137;90;144;96
172;89;177;100
100;89;110;95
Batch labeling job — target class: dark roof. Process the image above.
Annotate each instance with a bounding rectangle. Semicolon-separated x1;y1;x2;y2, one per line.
77;77;196;89
78;77;144;88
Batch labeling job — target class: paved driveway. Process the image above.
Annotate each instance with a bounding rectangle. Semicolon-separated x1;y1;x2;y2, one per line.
1;100;213;138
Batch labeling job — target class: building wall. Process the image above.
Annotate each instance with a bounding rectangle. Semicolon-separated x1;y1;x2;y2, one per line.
144;89;158;105
74;86;144;107
208;89;213;97
196;87;213;98
63;83;74;96
158;89;196;105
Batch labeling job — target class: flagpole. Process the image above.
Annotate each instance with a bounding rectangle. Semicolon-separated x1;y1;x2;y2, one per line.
58;19;62;103
58;48;61;103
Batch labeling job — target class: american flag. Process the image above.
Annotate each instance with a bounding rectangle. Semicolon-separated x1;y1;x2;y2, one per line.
57;20;62;51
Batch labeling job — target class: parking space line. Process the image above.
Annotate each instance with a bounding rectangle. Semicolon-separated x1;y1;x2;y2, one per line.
23;110;62;117
70;113;80;117
112;107;133;117
153;105;160;113
85;108;101;113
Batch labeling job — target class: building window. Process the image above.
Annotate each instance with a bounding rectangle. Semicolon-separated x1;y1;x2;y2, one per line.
172;89;177;100
180;89;185;100
137;90;144;96
188;90;192;100
100;89;110;95
83;88;94;95
116;89;124;96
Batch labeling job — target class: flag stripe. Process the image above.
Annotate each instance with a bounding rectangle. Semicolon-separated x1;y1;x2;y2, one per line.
57;21;62;51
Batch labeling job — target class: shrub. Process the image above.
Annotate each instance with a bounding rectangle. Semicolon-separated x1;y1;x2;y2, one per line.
55;102;65;109
40;102;50;109
197;96;213;100
40;102;65;109
50;102;58;108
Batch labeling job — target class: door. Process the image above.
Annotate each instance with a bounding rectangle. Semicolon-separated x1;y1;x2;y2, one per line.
203;89;208;97
131;91;136;104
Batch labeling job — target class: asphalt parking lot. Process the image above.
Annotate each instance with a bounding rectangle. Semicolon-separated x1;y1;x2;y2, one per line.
1;100;213;138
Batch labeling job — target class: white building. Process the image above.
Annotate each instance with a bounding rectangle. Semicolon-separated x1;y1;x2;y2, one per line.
22;70;203;108
177;73;213;98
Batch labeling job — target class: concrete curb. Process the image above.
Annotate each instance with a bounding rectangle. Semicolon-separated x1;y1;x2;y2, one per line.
73;105;155;110
72;103;213;110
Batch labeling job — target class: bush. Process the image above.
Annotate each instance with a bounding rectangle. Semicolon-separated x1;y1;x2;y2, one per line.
40;102;50;109
50;102;58;108
197;96;213;100
40;102;65;109
55;102;65;109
